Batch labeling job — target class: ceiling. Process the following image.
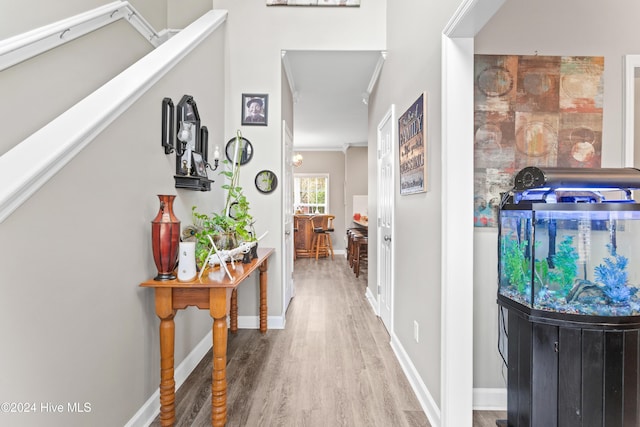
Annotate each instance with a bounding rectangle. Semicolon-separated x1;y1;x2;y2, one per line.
282;50;385;150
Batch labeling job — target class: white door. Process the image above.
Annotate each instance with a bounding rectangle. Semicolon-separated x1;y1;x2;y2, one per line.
282;120;295;314
377;105;395;332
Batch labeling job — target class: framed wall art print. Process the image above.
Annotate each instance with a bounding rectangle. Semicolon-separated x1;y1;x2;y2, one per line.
398;92;427;195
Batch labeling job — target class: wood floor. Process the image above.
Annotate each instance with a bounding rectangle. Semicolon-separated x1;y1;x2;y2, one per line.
150;256;504;427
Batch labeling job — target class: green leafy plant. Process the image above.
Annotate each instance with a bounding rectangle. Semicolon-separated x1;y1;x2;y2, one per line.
190;130;256;266
547;235;579;296
501;236;531;293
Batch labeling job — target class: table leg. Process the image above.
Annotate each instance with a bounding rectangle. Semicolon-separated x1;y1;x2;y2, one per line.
259;260;268;334
210;287;228;427
230;288;238;334
155;288;176;427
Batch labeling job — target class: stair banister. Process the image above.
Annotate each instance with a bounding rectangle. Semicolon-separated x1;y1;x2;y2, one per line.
0;1;165;73
0;9;227;224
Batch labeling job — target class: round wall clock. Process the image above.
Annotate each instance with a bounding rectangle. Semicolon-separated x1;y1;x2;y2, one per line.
255;170;278;194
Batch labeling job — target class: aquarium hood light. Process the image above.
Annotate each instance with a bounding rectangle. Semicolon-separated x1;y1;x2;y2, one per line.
513;167;640;191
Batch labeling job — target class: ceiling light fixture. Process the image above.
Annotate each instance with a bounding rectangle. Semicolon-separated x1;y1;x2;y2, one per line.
293;153;303;167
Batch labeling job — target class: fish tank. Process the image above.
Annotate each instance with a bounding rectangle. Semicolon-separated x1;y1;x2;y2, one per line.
498;167;640;317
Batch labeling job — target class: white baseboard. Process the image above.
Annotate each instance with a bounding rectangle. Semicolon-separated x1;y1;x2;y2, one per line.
125;330;213;427
237;315;286;330
390;333;441;427
473;387;507;411
365;286;379;315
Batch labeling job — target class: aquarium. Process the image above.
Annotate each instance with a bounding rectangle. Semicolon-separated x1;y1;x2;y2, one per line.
498;167;640;317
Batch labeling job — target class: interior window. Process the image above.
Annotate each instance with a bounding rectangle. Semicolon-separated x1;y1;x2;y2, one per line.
294;174;329;214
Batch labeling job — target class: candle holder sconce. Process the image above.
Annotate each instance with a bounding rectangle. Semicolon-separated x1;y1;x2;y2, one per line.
161;95;219;191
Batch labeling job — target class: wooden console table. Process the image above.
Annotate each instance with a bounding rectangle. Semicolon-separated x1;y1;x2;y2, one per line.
140;247;275;427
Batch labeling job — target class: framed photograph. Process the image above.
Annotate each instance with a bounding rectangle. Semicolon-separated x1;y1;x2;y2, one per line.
191;152;207;178
241;93;268;126
398;92;427;195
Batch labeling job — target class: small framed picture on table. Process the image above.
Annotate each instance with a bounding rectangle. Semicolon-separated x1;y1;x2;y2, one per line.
191;152;207;178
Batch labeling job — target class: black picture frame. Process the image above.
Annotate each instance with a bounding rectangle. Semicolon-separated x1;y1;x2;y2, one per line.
225;137;254;165
255;170;278;194
241;93;268;126
191;152;207;178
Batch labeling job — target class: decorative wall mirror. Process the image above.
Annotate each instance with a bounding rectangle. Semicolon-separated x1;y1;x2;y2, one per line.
255;170;278;193
175;95;201;176
225;137;254;165
228;202;240;219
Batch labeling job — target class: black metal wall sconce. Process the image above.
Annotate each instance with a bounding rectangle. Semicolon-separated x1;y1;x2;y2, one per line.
161;95;219;191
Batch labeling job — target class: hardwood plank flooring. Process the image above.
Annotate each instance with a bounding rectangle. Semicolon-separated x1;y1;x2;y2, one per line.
150;256;504;427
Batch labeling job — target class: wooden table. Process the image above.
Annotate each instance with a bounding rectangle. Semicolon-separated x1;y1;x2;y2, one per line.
140;247;275;427
294;214;314;258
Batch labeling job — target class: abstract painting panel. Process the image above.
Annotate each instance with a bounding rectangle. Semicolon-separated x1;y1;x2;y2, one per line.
474;54;604;227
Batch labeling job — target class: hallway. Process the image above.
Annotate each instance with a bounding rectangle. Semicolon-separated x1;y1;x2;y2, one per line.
150;256;504;426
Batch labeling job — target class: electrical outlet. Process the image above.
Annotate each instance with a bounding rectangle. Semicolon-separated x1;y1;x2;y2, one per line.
414;321;419;343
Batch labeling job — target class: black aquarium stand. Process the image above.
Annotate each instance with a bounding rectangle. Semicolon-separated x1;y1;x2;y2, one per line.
497;295;640;427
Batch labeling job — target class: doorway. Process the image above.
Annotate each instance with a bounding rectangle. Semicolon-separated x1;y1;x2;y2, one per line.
377;105;395;332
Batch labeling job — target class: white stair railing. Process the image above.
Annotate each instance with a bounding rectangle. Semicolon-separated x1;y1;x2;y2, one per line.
0;1;170;72
0;9;227;223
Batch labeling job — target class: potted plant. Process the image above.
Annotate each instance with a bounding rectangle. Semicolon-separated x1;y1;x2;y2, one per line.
191;130;256;267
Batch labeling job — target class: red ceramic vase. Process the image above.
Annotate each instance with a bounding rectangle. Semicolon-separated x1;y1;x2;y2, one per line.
151;194;180;281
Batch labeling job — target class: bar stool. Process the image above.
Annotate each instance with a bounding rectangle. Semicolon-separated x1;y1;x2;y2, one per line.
346;228;362;267
347;228;366;268
352;234;368;278
311;214;334;260
325;214;335;256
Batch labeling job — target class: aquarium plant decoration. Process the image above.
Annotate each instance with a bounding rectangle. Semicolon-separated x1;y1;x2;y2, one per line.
548;235;579;296
502;236;531;293
594;244;632;304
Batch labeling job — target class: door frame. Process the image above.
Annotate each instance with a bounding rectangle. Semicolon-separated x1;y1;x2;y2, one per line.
623;54;640;167
441;0;505;425
376;104;395;332
281;120;295;320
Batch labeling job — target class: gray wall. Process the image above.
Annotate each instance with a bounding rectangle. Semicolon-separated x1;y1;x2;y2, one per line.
345;146;368;232
0;21;151;156
369;0;462;406
0;2;224;426
474;0;640;390
294;150;347;252
1;0;121;38
636;76;640;167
